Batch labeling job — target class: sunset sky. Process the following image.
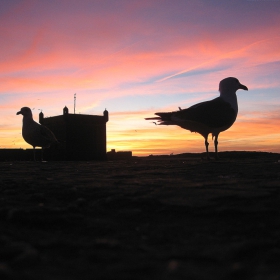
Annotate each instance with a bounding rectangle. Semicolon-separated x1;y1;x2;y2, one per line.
1;0;280;156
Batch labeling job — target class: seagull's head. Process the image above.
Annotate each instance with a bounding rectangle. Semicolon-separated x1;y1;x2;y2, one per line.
16;107;33;118
219;77;248;94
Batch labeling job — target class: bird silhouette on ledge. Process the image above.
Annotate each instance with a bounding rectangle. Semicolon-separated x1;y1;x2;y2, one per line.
17;107;58;161
145;77;248;159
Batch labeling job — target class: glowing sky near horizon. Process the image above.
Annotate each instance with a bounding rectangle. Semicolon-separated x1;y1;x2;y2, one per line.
1;0;280;155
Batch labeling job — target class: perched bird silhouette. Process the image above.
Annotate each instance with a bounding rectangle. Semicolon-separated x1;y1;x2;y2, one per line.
145;77;248;159
17;107;58;161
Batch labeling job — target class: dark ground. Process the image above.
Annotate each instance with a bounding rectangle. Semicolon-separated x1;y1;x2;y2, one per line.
1;151;280;280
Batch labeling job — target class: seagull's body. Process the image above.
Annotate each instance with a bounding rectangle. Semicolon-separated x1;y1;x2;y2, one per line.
17;107;57;161
145;77;248;159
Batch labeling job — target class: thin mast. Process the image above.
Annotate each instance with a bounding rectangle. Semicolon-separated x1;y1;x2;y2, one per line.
74;93;76;114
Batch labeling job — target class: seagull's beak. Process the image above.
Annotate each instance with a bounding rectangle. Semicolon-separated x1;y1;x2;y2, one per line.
16;110;22;115
239;83;248;91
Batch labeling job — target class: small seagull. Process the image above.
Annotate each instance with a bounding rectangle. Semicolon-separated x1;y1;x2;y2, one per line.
145;77;248;159
17;107;58;161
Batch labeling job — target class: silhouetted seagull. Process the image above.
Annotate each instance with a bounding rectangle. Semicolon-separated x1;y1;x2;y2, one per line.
17;107;57;161
145;77;248;159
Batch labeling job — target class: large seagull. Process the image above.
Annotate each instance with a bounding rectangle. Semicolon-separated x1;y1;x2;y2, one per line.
145;77;248;159
17;107;57;161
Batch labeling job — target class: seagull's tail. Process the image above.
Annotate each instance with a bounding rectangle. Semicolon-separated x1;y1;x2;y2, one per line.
145;112;174;125
155;112;173;120
145;117;162;120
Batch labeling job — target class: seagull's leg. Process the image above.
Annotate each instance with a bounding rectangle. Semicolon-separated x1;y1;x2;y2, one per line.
41;148;44;161
204;135;210;160
214;134;219;159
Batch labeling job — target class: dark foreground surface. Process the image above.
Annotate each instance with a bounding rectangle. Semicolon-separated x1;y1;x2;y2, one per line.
1;152;280;280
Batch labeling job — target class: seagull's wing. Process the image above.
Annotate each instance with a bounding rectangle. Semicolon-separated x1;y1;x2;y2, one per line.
171;97;236;128
40;125;57;143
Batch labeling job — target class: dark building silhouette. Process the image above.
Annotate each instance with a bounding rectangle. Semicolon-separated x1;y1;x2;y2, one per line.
107;149;132;160
39;106;109;161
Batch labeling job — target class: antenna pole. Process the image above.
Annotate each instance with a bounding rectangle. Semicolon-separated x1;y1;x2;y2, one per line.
74;93;76;114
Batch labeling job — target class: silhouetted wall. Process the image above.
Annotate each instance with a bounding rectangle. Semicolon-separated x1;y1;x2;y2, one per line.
0;149;41;161
107;149;132;160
